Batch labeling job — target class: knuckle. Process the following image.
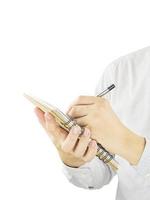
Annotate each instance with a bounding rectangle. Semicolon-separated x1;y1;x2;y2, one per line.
68;133;77;142
97;98;108;110
92;148;98;157
82;156;88;162
45;123;54;132
61;143;70;153
83;128;91;137
76;95;83;103
70;125;81;135
95;143;98;150
69;107;76;116
88;143;97;154
73;152;82;159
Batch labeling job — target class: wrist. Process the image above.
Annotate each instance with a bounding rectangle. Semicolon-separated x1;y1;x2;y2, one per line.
119;128;145;165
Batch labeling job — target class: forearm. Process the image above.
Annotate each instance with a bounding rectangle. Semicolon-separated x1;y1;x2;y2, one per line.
115;126;145;165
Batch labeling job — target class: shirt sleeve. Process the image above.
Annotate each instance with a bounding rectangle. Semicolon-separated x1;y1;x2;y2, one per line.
114;137;150;189
62;63;116;190
62;157;115;189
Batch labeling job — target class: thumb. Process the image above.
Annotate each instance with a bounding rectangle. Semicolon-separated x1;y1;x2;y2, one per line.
44;112;67;146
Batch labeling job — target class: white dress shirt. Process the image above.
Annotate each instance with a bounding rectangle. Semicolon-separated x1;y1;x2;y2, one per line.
62;46;150;200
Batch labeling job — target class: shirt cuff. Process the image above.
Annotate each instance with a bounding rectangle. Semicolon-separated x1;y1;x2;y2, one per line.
134;137;150;177
62;158;98;189
62;156;114;189
62;157;98;174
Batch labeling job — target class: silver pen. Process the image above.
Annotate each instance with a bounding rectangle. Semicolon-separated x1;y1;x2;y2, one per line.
95;84;118;171
97;84;115;97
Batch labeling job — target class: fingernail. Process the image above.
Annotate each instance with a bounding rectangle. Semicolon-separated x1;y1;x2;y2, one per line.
90;140;97;148
71;125;81;135
44;112;52;120
83;128;91;137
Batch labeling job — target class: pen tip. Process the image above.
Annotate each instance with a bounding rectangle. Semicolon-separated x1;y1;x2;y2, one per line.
108;84;115;91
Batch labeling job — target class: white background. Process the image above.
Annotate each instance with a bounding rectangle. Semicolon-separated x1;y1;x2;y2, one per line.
0;0;150;199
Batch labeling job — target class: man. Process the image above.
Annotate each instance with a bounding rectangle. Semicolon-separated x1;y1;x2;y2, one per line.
35;46;150;200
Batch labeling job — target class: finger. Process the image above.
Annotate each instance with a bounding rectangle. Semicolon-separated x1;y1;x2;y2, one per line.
73;128;91;157
82;140;97;162
70;96;95;106
74;116;88;127
61;125;81;153
67;105;90;118
34;107;46;129
44;112;67;143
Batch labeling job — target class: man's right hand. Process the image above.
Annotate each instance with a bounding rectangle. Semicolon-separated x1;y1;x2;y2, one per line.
34;107;97;168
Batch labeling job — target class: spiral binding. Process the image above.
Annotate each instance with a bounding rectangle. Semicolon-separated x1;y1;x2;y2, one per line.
96;144;113;164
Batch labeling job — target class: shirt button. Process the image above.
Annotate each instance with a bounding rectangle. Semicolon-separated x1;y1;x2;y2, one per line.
88;186;94;189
